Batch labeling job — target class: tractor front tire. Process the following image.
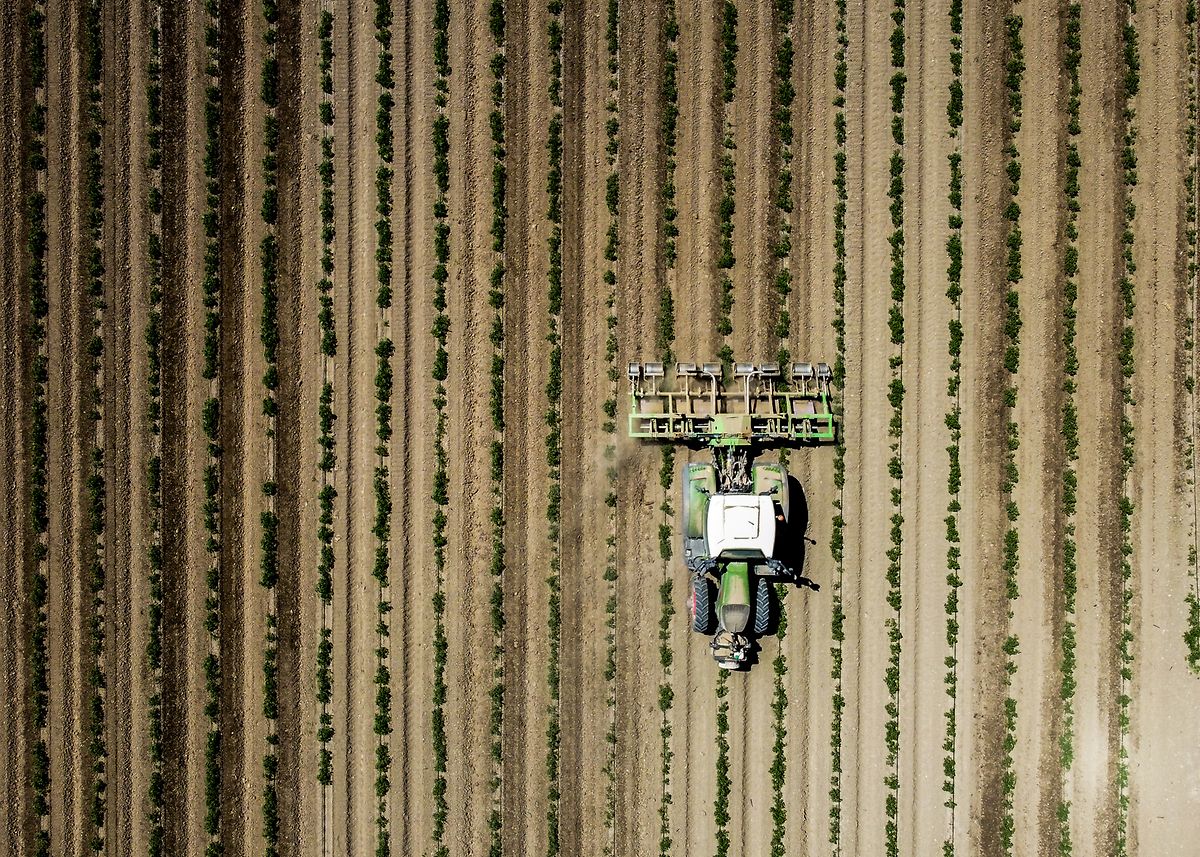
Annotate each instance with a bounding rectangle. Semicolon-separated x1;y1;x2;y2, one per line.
753;577;771;635
690;577;714;635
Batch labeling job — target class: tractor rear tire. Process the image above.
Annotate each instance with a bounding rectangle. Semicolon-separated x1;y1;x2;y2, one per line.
753;577;771;636
691;577;714;635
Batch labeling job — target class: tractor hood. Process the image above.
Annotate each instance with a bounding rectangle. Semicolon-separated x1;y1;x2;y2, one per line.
706;495;776;560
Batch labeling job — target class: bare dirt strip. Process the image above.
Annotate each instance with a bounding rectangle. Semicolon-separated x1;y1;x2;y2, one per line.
1010;1;1069;853
445;0;505;852
837;1;898;853
558;1;619;854
897;0;958;852
610;2;670;854
334;0;381;852
1128;2;1200;853
45;0;88;849
957;1;1016;852
103;0;142;851
0;0;32;850
159;0;210;852
1073;0;1124;850
390;1;438;853
499;0;555;850
783;2;840;851
671;2;723;855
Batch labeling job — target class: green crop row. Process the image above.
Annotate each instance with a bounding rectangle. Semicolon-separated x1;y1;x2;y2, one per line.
996;15;1025;857
545;4;566;853
145;2;166;853
1114;4;1139;853
714;672;732;857
828;0;848;848
768;2;797;851
430;2;451;854
199;4;224;853
715;0;738;374
485;1;506;854
25;0;51;851
657;0;678;357
602;2;620;851
1186;0;1200;675
373;0;397;854
1056;5;1082;854
772;0;795;370
940;3;964;854
314;5;337;793
656;450;675;857
884;3;907;855
259;2;282;852
82;0;109;850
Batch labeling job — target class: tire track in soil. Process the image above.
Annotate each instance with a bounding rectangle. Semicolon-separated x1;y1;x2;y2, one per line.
728;2;777;854
785;3;838;851
612;2;668;853
956;2;1012;852
46;0;87;848
103;0;139;851
337;0;379;852
558;2;612;855
159;0;208;851
1129;4;1200;851
671;1;721;854
898;0;956;851
443;1;497;853
216;0;251;850
1;0;32;849
393;1;437;853
499;0;553;850
839;1;894;852
1072;1;1123;850
1010;3;1068;854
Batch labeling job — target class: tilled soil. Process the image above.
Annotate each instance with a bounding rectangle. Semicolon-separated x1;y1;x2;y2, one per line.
4;2;1200;857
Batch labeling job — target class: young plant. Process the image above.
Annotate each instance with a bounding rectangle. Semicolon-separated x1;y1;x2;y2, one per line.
828;0;849;848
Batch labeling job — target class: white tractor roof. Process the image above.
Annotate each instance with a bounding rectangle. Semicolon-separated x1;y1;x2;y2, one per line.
706;495;776;560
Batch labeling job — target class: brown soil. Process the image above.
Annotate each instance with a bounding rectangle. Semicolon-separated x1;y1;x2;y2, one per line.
7;2;1200;856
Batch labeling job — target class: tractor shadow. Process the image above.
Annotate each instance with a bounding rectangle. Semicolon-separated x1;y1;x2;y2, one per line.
748;477;821;650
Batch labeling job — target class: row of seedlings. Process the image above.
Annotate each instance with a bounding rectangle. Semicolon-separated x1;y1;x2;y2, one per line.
712;5;740;855
1056;4;1083;853
1187;0;1200;674
82;0;110;848
200;0;225;850
601;0;622;851
655;3;680;854
883;1;908;853
314;2;337;820
26;0;52;851
373;0;398;851
940;0;965;851
769;0;798;853
430;0;452;852
145;1;167;851
485;0;507;853
546;2;566;851
997;13;1025;857
716;0;738;374
828;0;850;846
259;2;283;852
1114;4;1140;852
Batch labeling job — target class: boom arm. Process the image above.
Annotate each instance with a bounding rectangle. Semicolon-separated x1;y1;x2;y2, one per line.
627;360;836;445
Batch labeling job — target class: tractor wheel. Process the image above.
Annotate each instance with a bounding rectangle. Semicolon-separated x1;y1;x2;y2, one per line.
753;577;772;636
690;577;714;635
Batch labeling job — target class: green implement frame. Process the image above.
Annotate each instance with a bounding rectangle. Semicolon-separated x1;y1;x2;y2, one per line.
627;360;836;445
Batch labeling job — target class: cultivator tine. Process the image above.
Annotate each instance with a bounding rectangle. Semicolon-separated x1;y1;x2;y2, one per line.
817;362;832;395
792;362;815;395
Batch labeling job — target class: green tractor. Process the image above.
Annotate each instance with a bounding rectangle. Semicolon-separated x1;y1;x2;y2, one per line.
628;359;835;670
